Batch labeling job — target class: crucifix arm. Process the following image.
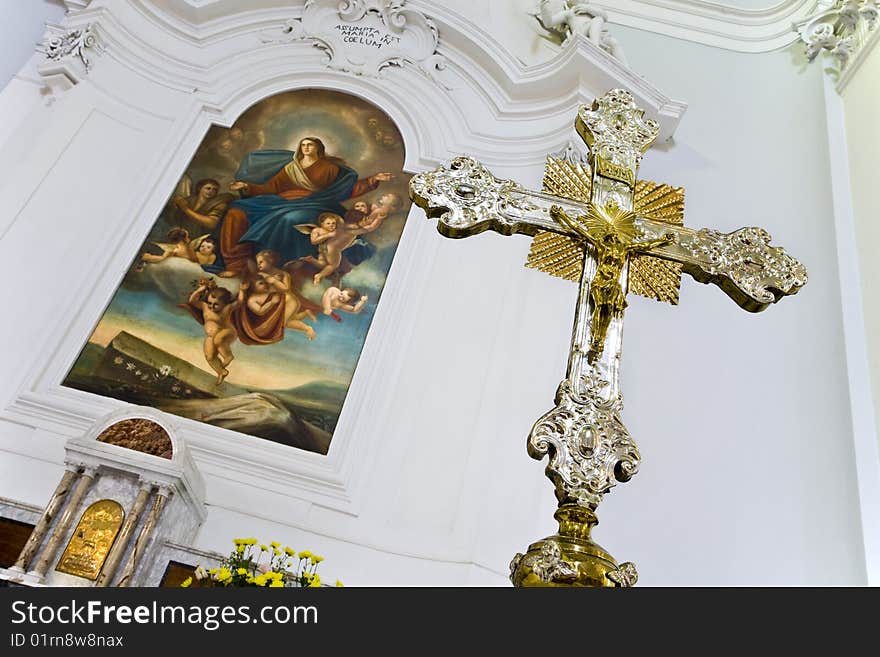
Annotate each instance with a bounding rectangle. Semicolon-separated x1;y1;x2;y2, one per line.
409;156;568;239
631;233;675;253
630;218;808;312
410;156;807;313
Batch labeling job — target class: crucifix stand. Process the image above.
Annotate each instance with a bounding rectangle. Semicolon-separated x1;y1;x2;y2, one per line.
409;89;807;587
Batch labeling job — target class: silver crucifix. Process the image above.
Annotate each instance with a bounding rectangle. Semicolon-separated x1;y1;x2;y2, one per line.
409;89;807;587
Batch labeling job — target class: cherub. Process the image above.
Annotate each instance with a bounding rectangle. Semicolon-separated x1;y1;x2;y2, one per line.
254;250;317;340
240;275;281;317
344;200;370;225
535;0;627;63
191;236;218;266
322;287;368;316
297;194;402;285
141;227;194;264
186;278;243;384
359;192;402;231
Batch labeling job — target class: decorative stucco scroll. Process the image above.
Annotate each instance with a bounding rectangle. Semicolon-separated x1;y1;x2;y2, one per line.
261;0;447;84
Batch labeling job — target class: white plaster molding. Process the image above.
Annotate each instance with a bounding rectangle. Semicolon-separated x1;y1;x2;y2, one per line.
794;1;879;76
37;22;103;92
260;0;448;85
837;19;880;88
0;497;44;523
532;1;629;64
586;0;825;52
136;0;826;52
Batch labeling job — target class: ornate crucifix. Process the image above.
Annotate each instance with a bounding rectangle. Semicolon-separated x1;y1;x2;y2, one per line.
409;89;807;587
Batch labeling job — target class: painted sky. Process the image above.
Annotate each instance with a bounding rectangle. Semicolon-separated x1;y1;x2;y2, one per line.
72;88;411;392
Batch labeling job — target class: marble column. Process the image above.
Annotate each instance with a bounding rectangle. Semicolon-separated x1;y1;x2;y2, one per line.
31;466;97;578
95;481;152;587
10;465;80;573
116;486;170;587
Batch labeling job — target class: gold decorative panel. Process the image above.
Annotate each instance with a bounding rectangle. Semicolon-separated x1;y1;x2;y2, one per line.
56;499;124;580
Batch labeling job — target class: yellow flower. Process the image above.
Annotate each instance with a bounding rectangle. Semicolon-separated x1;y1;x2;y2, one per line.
236;545;245;554
207;568;218;575
335;580;344;587
233;538;242;546
273;548;281;557
181;577;192;588
244;538;257;545
284;546;295;557
312;555;324;564
216;568;232;583
236;568;247;576
269;579;284;587
298;550;311;560
254;574;267;586
309;574;321;588
270;541;280;548
260;544;268;552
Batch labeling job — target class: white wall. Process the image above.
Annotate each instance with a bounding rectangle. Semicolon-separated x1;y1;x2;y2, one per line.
590;24;866;585
0;0;66;88
842;42;880;465
0;1;867;586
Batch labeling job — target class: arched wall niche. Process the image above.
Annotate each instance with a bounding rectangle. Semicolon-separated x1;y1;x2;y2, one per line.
80;406;186;467
0;0;684;529
96;419;173;460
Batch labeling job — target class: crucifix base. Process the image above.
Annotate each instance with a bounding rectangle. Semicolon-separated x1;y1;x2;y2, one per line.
509;505;636;587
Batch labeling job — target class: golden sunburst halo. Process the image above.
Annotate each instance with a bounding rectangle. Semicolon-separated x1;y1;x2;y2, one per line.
581;201;638;242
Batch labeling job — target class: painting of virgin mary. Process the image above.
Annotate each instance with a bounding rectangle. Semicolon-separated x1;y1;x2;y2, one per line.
63;88;412;455
215;136;393;276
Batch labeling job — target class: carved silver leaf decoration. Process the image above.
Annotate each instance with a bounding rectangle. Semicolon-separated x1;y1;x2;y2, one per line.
41;23;99;72
578;89;659;173
527;378;640;509
260;0;447;84
549;140;591;168
676;226;808;308
516;541;579;584
794;0;879;72
607;561;639;587
409;156;545;238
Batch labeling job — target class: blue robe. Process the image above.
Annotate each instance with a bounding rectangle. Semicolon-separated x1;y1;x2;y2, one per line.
212;150;362;267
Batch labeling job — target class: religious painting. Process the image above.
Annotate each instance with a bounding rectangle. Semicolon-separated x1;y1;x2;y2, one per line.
64;89;412;455
56;500;124;580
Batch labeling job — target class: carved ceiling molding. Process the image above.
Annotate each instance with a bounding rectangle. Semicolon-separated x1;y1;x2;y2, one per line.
259;0;447;85
37;21;104;93
794;0;879;85
585;0;826;52
33;1;686;145
114;0;824;52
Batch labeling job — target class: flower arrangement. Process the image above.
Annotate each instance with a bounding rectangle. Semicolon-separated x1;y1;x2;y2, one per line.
181;538;342;588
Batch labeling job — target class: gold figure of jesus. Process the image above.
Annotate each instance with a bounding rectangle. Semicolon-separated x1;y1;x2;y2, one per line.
549;202;673;359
